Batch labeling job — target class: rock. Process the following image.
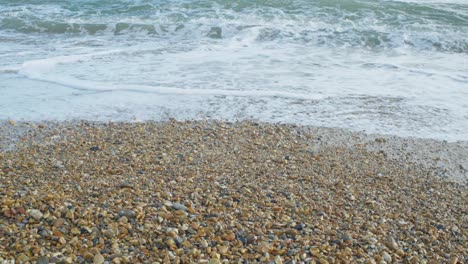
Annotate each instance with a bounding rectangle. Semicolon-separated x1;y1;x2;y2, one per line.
118;209;135;218
171;202;187;211
342;232;352;242
385;237;399;251
93;253;105;264
37;256;49;264
52;161;65;170
116;182;133;189
381;251;392;263
319;258;329;264
49;256;61;263
201;239;209;248
449;256;458;264
207;27;222;39
17;253;29;262
53;218;66;228
208;259;221;264
71;227;81;235
104;229;115;238
375;138;387;143
295;223;305;230
28;209;43;221
274;256;283;264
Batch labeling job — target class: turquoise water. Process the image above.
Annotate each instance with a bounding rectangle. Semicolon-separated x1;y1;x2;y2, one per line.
0;0;467;141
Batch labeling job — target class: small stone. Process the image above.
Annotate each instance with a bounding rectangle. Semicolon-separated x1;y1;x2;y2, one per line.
385;237;399;251
54;218;65;228
17;253;29;262
200;239;209;248
93;253;105;264
219;246;229;254
52;161;65;170
208;259;221;264
37;256;49;264
285;229;298;236
71;228;81;235
29;209;43;221
49;256;61;263
381;251;391;263
342;232;352;242
295;223;305;230
319;258;329;264
171;202;187;211
36;256;49;264
375;137;387;143
116;182;133;189
450;256;458;264
118;209;135;218
65;210;74;220
310;247;321;257
274;256;283;264
104;229;115;238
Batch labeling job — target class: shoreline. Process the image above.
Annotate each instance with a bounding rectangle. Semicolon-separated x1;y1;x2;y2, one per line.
1;120;466;183
0;120;466;263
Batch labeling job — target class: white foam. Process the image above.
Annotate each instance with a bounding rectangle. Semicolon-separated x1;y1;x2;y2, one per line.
18;49;125;77
19;71;324;100
14;48;325;100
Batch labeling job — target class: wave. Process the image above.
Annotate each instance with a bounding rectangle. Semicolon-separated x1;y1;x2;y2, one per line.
1;19;466;54
15;53;324;100
1;0;467;53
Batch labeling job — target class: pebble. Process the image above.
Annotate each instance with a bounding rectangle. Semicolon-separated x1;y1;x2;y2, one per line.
172;202;188;211
381;251;392;263
53;218;66;228
17;253;29;262
208;259;221;264
93;253;105;264
450;256;458;264
28;209;43;221
0;121;465;263
36;256;49;264
117;209;135;218
103;229;115;238
385;236;399;251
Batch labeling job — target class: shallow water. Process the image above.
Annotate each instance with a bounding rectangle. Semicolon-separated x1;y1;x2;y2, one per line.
0;0;467;141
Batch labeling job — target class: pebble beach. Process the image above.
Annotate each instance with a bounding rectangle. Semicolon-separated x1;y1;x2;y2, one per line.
0;120;466;263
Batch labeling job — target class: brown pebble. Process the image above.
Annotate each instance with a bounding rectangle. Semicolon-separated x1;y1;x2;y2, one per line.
104;229;115;238
94;253;105;264
450;256;458;264
0;121;465;263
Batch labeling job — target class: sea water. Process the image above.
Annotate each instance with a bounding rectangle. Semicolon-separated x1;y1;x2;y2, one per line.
0;0;467;142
